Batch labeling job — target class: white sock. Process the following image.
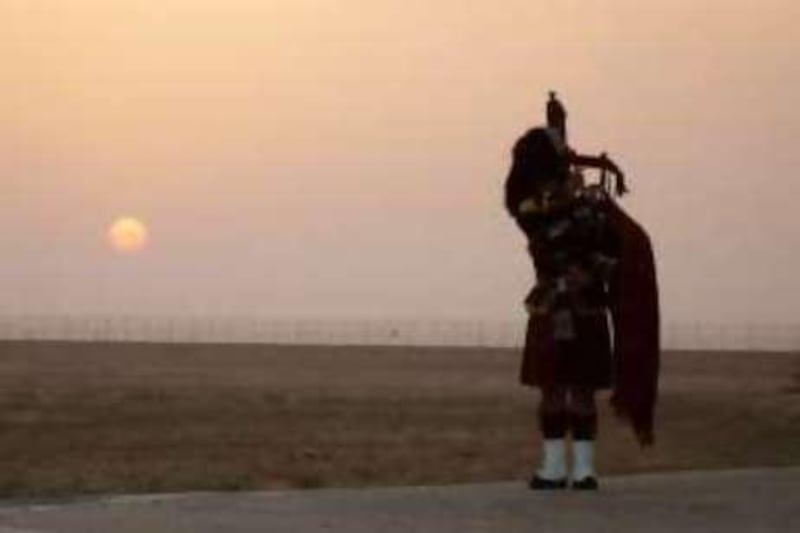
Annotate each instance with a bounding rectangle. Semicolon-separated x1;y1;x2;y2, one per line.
537;439;567;480
572;440;596;480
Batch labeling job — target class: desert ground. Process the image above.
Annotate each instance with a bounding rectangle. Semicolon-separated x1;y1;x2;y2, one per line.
0;341;798;498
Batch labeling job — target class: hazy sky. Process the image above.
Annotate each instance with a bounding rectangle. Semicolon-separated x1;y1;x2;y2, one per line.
2;0;799;324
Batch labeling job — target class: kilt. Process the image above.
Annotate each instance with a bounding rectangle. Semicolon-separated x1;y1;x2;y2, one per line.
520;308;613;390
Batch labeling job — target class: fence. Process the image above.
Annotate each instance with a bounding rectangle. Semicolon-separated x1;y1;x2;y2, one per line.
0;315;798;351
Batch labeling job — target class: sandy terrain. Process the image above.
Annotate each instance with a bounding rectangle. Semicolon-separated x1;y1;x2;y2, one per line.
0;341;798;497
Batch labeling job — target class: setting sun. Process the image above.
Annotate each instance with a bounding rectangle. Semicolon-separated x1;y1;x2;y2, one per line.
107;217;149;254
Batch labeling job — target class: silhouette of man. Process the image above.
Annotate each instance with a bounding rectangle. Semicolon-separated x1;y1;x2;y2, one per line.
505;93;659;490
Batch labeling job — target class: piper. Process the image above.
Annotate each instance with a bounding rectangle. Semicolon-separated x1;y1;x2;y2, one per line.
504;92;660;490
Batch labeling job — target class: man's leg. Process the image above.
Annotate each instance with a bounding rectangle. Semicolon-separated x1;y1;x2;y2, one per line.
569;387;599;489
531;386;568;488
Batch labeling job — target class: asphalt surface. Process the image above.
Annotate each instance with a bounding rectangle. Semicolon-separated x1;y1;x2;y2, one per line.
1;468;798;532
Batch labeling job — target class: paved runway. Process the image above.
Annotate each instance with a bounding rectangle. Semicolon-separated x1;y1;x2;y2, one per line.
1;468;798;532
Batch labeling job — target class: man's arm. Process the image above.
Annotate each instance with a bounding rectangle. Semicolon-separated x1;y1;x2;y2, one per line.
569;153;622;177
568;152;628;195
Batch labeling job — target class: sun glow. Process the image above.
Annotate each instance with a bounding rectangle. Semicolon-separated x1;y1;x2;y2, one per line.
108;217;149;254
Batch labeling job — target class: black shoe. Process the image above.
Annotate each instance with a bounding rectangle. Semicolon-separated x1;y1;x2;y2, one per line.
571;476;599;490
528;475;568;490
